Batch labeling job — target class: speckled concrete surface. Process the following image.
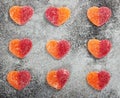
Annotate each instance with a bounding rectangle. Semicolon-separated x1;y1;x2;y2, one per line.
0;0;120;98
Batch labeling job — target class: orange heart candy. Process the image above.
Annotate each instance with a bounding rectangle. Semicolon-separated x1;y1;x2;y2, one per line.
45;7;71;26
87;71;110;90
87;6;111;26
9;6;34;25
87;39;111;58
46;69;70;90
7;70;31;90
9;38;32;58
46;40;70;59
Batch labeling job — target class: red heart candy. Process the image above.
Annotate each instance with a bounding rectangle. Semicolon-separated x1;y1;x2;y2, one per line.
9;6;34;25
45;7;71;26
87;39;111;58
87;6;111;26
9;38;32;58
46;40;71;59
87;70;110;90
46;69;70;90
7;70;31;90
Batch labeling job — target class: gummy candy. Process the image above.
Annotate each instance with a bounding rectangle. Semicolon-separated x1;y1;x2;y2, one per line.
46;69;70;90
87;39;111;58
9;6;34;25
87;70;110;90
9;38;32;58
7;70;31;90
45;7;71;26
87;6;111;26
46;40;70;59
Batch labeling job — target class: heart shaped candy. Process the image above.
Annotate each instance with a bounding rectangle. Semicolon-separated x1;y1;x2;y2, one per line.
87;39;111;58
45;7;71;26
46;69;70;90
46;40;70;59
9;38;32;58
87;71;110;90
7;70;31;90
9;6;34;25
87;6;111;26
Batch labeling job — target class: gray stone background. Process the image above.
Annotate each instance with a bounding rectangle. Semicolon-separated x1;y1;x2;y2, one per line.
0;0;120;98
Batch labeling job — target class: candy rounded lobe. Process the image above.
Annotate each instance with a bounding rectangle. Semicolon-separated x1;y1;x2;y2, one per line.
46;70;61;90
88;39;100;58
99;40;111;58
9;39;21;58
9;6;21;25
45;7;59;26
19;39;32;58
7;71;19;90
57;69;70;88
57;40;71;59
98;71;110;90
87;71;100;90
87;6;99;26
99;7;112;26
46;40;59;59
20;6;34;25
57;7;71;26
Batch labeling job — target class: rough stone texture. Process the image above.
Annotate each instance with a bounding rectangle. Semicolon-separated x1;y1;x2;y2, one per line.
0;0;120;98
